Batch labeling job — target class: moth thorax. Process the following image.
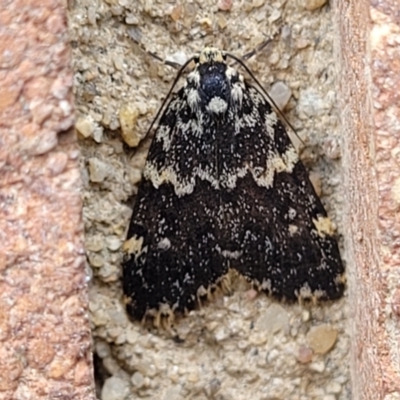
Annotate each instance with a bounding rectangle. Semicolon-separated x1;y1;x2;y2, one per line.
198;62;231;116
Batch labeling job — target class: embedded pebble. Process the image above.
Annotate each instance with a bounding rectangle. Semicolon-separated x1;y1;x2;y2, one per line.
214;326;229;342
301;0;327;11
119;103;142;147
166;51;188;66
103;357;121;375
98;263;119;281
170;4;183;21
302;309;311;322
92;126;104;143
131;371;145;388
107;304;129;326
76;116;96;138
218;0;233;11
101;376;130;400
269;81;292;110
322;395;337;400
309;360;326;373
297;345;314;364
95;341;111;359
88;158;109;183
125;328;139;344
162;386;181;400
125;13;139;24
326;381;342;394
306;324;338;354
88;253;104;267
105;236;122;251
86;235;105;252
298;88;325;117
204;378;221;397
255;303;289;335
217;15;228;29
251;0;265;8
91;311;108;329
268;9;281;23
136;361;157;378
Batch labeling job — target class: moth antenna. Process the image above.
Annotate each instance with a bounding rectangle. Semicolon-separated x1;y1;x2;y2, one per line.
227;52;304;146
127;31;182;69
145;56;196;136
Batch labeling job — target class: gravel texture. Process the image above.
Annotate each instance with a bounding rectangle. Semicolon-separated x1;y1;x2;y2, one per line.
68;1;349;398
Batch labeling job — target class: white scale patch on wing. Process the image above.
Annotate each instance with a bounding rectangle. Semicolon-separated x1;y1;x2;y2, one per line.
144;145;299;195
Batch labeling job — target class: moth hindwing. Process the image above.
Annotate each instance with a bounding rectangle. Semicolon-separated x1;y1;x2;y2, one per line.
122;47;345;324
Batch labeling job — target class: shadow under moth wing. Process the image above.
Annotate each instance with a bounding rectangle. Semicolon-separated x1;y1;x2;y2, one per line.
122;48;345;323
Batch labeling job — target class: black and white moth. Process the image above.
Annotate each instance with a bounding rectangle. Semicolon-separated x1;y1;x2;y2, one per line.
123;47;345;324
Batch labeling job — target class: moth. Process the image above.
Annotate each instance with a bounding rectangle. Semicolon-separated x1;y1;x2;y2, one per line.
122;47;345;324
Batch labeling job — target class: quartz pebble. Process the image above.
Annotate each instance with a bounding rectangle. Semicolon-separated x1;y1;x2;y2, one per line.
306;324;338;354
131;371;145;388
88;158;109;183
75;116;95;138
309;360;326;373
255;303;289;335
101;376;130;400
204;378;221;397
162;386;181;400
301;0;327;11
269;81;292;110
297;345;314;364
218;0;233;11
119;103;142;147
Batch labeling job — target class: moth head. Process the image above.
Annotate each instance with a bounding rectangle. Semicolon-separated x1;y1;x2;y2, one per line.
197;47;227;65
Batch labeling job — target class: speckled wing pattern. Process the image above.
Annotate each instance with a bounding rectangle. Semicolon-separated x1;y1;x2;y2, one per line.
123;48;345;323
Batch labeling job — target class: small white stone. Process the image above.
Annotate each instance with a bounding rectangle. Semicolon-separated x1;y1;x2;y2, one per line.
252;0;265;8
268;81;292;110
85;235;104;252
326;381;342;394
162;386;181;400
125;13;139;24
204;378;221;396
88;158;109;183
166;51;188;66
112;55;124;71
255;303;289;335
92;125;104;143
98;262;119;282
298;88;325;117
105;236;122;251
309;360;325;373
126;328;139;344
269;8;281;22
88;253;104;268
131;371;145;388
302;309;311;322
322;395;336;400
101;376;130;400
95;340;111;358
214;326;229;342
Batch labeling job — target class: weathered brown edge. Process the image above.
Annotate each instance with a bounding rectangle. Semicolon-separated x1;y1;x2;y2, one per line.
335;0;400;398
0;0;96;398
